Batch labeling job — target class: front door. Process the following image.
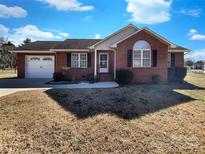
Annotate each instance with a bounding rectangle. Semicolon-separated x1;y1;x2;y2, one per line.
99;53;109;73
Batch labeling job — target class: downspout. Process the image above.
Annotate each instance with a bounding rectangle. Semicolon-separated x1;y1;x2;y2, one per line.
94;49;97;80
54;52;57;72
114;49;117;80
110;47;117;80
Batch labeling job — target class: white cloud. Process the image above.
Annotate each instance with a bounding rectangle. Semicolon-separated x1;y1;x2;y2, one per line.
126;0;172;24
0;4;27;18
13;25;55;39
0;24;69;45
188;29;197;35
185;49;205;61
188;29;205;40
94;34;101;39
37;0;94;11
58;32;69;37
179;9;202;17
0;24;9;35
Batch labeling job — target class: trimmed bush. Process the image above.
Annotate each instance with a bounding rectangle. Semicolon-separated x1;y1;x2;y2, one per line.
86;74;95;83
168;67;187;83
175;67;187;82
116;69;133;84
53;72;64;82
152;74;161;84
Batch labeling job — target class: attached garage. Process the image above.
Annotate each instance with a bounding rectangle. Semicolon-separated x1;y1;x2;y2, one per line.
25;55;54;78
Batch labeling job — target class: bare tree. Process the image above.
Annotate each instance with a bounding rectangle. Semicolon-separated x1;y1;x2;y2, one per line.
0;37;16;70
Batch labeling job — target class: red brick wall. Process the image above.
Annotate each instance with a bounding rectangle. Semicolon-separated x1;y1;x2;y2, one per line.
17;52;94;80
17;53;25;78
55;53;67;72
56;52;94;80
175;52;184;67
17;53;56;78
116;30;169;83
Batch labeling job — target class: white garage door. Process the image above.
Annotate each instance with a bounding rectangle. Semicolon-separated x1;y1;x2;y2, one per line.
25;55;54;78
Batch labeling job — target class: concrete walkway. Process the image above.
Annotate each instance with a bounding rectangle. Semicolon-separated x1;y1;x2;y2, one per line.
0;79;119;97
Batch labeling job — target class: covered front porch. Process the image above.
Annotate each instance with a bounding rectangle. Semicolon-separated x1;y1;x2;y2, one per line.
94;49;116;82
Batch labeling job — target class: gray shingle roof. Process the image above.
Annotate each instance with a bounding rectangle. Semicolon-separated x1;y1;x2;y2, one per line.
15;39;189;52
169;45;190;51
53;39;102;49
15;39;102;51
15;41;60;51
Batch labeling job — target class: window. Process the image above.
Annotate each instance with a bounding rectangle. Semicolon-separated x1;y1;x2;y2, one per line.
43;57;52;61
133;40;151;67
168;53;171;68
30;57;40;61
71;53;87;68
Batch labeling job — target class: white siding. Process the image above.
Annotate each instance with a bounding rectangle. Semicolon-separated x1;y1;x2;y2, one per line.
95;27;137;50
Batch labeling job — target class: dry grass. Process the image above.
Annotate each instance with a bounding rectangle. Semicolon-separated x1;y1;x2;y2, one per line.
0;73;205;153
0;69;17;79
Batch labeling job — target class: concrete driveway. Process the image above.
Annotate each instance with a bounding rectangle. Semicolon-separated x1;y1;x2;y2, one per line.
0;78;53;97
0;78;119;97
0;78;53;88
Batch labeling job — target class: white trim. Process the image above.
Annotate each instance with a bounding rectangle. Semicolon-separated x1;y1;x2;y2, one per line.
11;49;92;53
111;29;142;48
111;28;190;51
99;52;109;73
50;49;90;52
113;49;116;79
168;50;190;53
133;49;151;68
10;50;53;53
133;40;152;68
143;27;175;46
94;49;97;77
25;55;55;78
112;28;174;48
168;53;171;68
90;24;139;48
71;53;88;68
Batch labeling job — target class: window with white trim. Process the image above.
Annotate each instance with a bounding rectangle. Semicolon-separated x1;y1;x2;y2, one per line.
168;53;171;68
71;53;87;68
133;40;151;67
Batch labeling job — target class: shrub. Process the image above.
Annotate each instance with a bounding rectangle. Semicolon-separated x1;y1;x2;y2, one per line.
152;74;161;84
53;72;64;82
168;67;187;83
116;69;133;84
86;74;95;83
175;67;187;82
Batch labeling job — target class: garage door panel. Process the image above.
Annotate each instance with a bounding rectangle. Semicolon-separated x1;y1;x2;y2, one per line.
25;55;54;78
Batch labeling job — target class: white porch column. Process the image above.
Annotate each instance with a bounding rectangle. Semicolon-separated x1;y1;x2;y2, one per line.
113;49;117;79
94;49;97;77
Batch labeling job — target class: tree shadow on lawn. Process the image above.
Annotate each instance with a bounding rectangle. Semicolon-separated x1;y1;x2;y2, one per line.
45;82;204;120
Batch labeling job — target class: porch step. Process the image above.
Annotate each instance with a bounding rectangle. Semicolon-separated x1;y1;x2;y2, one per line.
98;73;114;81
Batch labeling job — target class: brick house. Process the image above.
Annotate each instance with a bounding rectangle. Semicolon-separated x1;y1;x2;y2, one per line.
13;24;189;83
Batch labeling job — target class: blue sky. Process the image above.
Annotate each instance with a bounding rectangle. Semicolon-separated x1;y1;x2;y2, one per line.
0;0;205;61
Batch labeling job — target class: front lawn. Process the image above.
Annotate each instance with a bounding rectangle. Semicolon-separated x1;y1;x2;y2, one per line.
0;69;17;79
0;73;205;153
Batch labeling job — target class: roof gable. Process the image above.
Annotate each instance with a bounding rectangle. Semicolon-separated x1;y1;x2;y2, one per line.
90;24;139;50
111;27;189;52
112;28;172;48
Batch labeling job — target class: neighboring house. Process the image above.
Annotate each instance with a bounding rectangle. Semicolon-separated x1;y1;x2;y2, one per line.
194;61;204;70
13;24;189;83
